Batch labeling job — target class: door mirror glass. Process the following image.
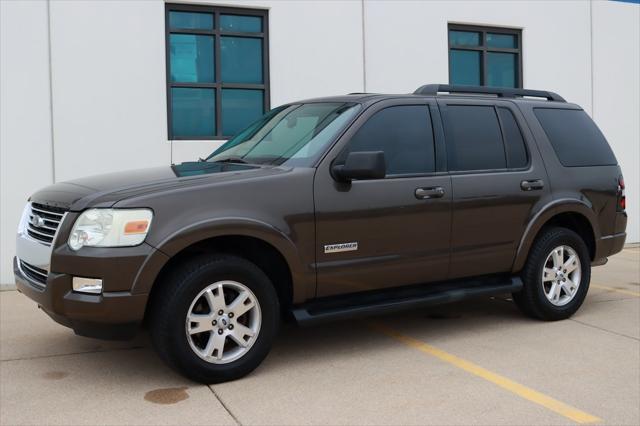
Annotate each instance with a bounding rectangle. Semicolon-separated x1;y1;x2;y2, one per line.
332;151;386;182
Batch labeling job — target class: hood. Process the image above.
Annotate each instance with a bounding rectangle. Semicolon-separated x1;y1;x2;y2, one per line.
30;162;285;211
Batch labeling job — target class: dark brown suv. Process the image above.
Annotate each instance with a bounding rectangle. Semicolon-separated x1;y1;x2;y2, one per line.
14;85;627;383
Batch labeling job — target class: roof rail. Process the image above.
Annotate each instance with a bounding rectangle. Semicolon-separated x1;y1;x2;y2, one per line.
413;84;566;102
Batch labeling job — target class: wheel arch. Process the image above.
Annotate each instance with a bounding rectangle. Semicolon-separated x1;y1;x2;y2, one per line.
134;218;312;314
512;199;600;272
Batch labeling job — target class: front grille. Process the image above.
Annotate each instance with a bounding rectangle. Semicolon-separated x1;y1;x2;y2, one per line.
19;260;48;288
26;203;66;246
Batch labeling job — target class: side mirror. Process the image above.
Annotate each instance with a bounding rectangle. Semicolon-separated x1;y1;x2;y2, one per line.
332;151;386;182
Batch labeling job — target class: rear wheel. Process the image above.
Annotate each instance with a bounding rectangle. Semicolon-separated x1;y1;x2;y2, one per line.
513;227;591;320
149;254;279;383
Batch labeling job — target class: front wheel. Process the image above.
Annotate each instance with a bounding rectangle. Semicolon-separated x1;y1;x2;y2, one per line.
149;254;279;383
513;227;591;321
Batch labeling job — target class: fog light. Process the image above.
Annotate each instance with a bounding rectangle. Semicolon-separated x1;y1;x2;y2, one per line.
72;277;103;294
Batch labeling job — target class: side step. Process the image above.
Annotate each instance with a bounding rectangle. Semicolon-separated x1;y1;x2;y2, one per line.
292;277;522;326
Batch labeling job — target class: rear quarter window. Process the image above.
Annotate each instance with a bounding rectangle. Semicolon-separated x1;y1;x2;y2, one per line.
533;108;617;167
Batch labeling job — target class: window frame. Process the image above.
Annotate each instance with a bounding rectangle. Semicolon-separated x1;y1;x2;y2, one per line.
438;100;531;175
496;106;529;169
533;106;617;168
448;23;523;88
330;100;445;180
165;3;270;140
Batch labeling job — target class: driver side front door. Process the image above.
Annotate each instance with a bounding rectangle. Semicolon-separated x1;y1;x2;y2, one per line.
313;100;452;297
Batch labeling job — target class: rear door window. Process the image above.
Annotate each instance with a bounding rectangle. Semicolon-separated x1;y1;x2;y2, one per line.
534;108;617;167
497;107;528;168
444;105;506;171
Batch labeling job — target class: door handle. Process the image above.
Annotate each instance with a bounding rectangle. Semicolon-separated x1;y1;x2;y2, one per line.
415;186;445;199
520;179;544;191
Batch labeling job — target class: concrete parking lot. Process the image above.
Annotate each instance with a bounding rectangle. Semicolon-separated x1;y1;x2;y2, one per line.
1;247;638;425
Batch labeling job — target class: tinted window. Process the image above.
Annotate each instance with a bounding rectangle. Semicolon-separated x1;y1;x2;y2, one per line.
167;5;268;139
171;88;215;138
449;25;521;88
450;50;481;86
534;109;617;167
220;37;263;84
169;34;215;83
169;11;214;30
449;30;480;46
487;52;517;88
220;15;262;32
445;105;506;171
497;107;528;168
340;105;435;175
487;33;516;48
221;89;264;136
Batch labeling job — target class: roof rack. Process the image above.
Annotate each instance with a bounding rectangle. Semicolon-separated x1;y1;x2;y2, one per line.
413;84;565;102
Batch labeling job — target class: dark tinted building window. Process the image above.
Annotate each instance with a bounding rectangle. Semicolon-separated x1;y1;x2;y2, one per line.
497;107;528;168
449;24;522;88
445;105;506;171
534;108;617;167
340;105;435;175
166;5;269;139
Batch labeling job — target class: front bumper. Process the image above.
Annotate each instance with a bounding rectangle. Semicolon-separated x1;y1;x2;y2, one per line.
14;256;147;339
14;208;157;340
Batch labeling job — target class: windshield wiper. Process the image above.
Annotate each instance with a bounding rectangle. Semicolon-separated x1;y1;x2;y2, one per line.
210;156;249;164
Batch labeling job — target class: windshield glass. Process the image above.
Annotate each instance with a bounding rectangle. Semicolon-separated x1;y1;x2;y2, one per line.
206;102;361;167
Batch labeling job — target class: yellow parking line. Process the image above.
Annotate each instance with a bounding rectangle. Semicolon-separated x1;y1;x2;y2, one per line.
369;322;602;424
591;284;640;297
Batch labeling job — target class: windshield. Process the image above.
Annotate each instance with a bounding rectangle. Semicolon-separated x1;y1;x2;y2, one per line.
206;102;361;167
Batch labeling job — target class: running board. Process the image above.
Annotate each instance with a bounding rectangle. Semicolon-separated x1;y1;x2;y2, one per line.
293;277;522;326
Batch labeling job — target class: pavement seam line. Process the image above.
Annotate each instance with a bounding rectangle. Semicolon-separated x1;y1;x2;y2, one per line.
568;318;639;341
590;284;640;297
367;322;602;425
209;385;242;426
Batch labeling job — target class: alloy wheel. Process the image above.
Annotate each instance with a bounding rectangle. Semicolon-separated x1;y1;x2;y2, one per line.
185;280;262;364
542;245;581;307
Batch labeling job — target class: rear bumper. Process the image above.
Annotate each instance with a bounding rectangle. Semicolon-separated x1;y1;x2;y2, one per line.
602;232;627;256
14;256;147;340
594;232;627;265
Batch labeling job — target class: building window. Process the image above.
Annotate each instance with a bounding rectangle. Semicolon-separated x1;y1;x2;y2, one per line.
166;4;269;139
448;24;522;88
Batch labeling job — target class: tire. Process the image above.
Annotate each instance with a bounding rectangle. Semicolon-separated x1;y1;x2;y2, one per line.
149;254;279;383
512;227;591;321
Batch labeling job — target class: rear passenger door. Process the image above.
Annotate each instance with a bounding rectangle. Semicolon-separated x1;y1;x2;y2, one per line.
437;99;552;279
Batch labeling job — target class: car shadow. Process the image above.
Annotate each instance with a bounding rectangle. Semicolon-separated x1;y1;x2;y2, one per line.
26;294;589;386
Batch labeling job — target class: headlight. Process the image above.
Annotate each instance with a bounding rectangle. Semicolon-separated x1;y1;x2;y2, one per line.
68;209;153;251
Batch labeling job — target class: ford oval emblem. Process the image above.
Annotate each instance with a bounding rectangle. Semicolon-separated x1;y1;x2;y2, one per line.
31;214;45;228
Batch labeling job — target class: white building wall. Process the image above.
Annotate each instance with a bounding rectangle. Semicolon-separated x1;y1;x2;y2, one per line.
0;0;637;284
1;0;54;285
364;0;592;112
49;0;171;182
592;0;640;246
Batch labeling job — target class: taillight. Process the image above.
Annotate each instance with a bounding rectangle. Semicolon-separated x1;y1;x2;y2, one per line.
617;176;626;211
